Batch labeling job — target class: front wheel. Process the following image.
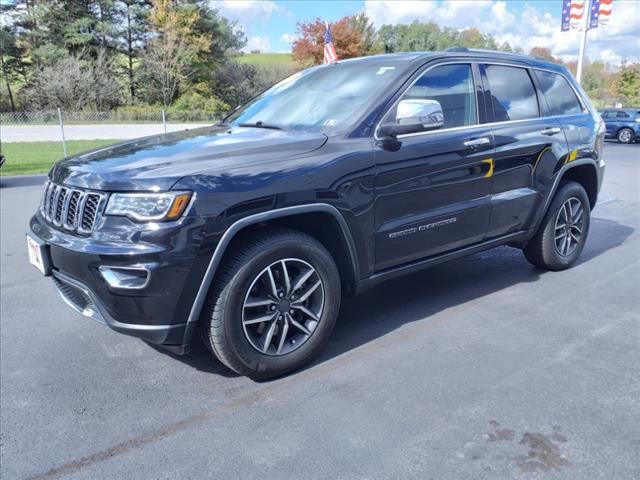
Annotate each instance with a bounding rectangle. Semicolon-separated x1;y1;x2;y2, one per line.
202;229;341;380
617;128;635;144
523;181;590;271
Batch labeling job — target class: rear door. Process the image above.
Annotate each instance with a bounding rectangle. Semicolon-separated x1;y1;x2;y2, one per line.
373;63;494;271
480;63;569;239
601;111;616;136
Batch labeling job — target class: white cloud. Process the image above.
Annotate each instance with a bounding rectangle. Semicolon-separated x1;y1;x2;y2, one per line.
364;0;438;26
365;0;639;65
211;0;283;22
280;33;297;44
243;35;272;53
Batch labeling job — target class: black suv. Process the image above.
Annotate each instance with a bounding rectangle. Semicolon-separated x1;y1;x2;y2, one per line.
28;50;605;379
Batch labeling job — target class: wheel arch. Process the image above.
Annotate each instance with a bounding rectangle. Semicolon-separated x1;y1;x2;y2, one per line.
559;162;598;209
182;204;360;344
525;159;600;247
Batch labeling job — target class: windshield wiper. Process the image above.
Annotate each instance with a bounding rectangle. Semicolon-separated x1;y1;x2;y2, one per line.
238;121;283;130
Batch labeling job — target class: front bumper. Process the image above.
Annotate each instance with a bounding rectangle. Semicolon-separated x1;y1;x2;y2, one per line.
52;270;189;353
29;211;213;354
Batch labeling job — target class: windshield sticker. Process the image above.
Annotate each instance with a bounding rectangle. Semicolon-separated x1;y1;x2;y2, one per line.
376;67;396;75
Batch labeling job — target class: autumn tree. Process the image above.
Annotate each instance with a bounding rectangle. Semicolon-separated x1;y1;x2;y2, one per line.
612;62;640;106
292;16;368;66
138;0;209;106
529;47;562;63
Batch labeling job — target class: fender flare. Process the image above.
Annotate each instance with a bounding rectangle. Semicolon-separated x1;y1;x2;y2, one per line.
182;203;360;343
530;158;601;237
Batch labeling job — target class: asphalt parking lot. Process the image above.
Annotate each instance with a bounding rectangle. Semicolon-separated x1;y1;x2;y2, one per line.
1;143;639;480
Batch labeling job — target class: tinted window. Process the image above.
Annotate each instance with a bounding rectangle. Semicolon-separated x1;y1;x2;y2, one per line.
393;64;477;129
534;70;582;116
616;111;631;119
485;65;539;121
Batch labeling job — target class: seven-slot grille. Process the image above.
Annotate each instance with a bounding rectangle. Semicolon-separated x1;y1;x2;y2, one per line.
40;181;105;234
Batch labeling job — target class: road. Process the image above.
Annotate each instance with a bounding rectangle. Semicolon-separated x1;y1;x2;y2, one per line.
1;123;207;142
1;143;639;480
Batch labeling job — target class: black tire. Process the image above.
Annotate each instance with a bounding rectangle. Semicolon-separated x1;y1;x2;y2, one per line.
617;127;635;144
523;181;590;271
202;228;341;380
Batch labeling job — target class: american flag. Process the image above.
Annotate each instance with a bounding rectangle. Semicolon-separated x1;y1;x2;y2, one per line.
323;22;338;64
561;0;586;31
589;0;613;29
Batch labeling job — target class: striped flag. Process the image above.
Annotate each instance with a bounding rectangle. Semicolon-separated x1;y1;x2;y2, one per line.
561;0;586;31
323;22;338;64
589;0;613;29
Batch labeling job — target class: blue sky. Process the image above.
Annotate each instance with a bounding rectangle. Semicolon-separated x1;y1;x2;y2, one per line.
212;0;640;64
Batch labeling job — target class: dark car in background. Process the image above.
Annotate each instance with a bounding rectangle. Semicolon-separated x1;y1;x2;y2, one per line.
600;108;640;144
28;49;605;379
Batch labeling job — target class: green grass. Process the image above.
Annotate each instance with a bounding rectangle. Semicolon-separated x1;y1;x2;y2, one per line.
237;52;295;66
0;140;119;176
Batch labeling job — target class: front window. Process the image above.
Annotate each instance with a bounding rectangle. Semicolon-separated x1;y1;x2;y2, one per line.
381;64;477;131
226;63;404;134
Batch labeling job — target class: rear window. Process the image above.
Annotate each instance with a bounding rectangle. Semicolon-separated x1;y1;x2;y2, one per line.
616;111;631;119
485;65;539;121
533;70;583;116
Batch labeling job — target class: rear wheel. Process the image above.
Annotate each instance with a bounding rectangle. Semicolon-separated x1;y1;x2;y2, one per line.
617;127;635;144
202;229;341;380
523;181;590;271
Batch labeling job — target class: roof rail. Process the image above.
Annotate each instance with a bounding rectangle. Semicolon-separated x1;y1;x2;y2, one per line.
445;47;469;52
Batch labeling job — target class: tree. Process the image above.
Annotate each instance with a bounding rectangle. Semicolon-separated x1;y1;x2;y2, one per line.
612;62;640;106
528;47;562;63
0;26;25;111
212;61;267;109
137;0;209;106
350;13;379;54
24;50;122;110
115;0;151;101
292;16;366;65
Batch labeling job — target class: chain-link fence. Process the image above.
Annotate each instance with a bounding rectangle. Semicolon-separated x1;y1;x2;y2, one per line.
1;109;227;125
1;109;230;157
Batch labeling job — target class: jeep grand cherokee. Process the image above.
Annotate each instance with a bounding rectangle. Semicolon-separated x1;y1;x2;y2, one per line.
28;49;605;379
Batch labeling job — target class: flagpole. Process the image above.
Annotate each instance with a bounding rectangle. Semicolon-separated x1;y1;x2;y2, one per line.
576;1;590;84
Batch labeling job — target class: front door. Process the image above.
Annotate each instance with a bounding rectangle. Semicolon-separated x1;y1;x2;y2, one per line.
373;63;494;271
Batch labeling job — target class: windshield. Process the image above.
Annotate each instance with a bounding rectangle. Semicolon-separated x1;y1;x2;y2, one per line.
226;63;404;134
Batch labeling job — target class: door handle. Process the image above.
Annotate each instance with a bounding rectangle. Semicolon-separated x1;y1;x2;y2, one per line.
463;137;491;147
541;127;561;136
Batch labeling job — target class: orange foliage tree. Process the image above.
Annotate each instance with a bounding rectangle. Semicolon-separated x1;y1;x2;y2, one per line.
292;16;366;66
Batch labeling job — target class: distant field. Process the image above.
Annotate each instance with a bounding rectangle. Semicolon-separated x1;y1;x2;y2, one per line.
238;53;295;66
1;140;118;176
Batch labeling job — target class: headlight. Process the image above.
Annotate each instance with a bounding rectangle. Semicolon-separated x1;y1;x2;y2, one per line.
105;192;192;222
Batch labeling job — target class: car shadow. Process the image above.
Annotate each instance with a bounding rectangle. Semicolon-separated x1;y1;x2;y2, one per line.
150;216;634;378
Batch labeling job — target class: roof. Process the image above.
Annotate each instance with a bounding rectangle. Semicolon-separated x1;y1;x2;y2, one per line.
337;48;566;72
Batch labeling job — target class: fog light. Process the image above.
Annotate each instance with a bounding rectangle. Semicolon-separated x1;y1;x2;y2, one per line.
99;266;150;289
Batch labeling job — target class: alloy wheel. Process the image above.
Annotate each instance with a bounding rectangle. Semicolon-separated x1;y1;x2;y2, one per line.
618;129;632;143
242;258;325;356
554;197;585;257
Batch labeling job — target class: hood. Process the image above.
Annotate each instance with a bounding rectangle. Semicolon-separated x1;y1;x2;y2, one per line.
50;126;327;191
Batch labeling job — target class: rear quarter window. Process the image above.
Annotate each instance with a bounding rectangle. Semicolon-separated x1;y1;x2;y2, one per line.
533;70;583;116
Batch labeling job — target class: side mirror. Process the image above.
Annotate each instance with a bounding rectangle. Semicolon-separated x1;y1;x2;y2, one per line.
379;99;444;137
